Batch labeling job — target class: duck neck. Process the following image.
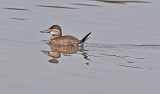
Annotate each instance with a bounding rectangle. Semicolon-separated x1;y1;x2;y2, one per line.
51;35;59;39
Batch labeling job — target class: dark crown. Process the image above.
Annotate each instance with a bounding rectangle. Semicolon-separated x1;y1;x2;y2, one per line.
49;25;62;31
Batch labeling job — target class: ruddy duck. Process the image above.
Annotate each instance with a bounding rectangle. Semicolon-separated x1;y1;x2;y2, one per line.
40;25;91;46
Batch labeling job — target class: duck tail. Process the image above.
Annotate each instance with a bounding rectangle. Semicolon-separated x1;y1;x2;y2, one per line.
78;32;91;45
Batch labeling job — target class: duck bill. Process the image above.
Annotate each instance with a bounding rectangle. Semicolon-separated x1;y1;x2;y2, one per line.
40;29;50;33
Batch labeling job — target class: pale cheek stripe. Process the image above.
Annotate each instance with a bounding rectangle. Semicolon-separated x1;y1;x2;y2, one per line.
50;32;54;35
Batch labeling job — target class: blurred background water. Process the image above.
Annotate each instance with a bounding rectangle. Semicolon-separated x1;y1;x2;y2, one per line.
0;0;160;94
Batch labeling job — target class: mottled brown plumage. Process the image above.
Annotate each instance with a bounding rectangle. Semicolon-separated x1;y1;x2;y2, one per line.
48;35;79;46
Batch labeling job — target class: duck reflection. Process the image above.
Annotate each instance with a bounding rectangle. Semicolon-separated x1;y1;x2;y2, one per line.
41;45;90;64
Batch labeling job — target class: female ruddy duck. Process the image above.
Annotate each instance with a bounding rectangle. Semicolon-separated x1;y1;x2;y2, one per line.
40;25;91;46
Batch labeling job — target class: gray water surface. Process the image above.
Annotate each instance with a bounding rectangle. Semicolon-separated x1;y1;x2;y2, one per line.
0;0;160;94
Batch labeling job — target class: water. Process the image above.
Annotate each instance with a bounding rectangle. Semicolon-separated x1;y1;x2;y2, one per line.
0;0;160;94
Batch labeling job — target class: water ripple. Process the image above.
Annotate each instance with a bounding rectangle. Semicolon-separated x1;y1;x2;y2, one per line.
3;7;30;11
71;3;101;7
37;5;78;9
11;18;28;20
90;0;151;4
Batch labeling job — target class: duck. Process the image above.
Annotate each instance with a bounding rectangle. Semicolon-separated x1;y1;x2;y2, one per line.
40;24;91;46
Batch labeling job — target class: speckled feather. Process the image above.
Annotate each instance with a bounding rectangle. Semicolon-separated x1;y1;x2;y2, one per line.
48;35;79;46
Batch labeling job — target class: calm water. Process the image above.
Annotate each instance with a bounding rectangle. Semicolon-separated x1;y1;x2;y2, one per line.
0;0;160;94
